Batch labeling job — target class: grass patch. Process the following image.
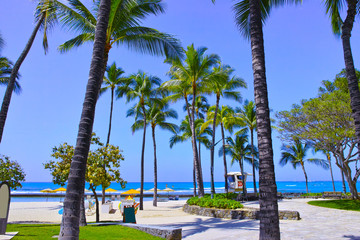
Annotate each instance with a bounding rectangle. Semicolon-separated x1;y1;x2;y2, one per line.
6;224;163;240
308;199;360;211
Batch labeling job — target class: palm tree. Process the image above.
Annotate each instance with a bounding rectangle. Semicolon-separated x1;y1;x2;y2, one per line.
145;104;178;206
324;0;360;158
163;44;219;197
56;0;183;79
230;1;301;237
59;0;111;238
122;71;161;210
203;105;241;193
280;140;329;193
0;0;57;143
237;100;258;193
222;133;252;196
205;64;246;196
184;95;209;120
98;62;126;203
170;117;212;196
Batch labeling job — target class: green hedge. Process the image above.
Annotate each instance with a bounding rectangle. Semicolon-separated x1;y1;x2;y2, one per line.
187;194;243;209
300;193;322;197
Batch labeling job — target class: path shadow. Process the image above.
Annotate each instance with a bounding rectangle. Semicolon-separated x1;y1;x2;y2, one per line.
344;235;360;240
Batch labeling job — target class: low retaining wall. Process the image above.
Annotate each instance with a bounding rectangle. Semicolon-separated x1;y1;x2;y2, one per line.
183;204;300;220
122;223;182;240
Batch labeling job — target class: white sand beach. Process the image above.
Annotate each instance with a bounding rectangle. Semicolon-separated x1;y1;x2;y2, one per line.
7;198;360;239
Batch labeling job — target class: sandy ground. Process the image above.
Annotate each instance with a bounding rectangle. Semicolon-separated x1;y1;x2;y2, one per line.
7;198;360;239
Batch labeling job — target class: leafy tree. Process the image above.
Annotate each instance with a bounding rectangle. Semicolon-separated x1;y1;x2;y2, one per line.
279;140;329;193
276;74;359;198
237;100;258;193
45;134;126;223
205;64;246;196
123;71;161;210
324;0;360;160
59;0;112;238
170;116;212;196
0;0;58;143
163;44;220;197
98;62;126;203
0;155;26;189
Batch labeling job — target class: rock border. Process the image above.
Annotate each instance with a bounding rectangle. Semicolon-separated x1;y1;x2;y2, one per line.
183;204;300;220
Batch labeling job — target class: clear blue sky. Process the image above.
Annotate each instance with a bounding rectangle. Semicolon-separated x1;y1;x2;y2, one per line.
0;0;359;183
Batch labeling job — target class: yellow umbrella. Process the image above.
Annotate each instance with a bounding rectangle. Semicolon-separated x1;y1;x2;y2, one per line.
162;187;175;192
105;188;118;192
53;187;67;192
122;189;140;195
145;188;162;192
40;188;54;193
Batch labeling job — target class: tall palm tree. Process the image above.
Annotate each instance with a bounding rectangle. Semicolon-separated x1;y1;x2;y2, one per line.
324;0;360;159
314;148;336;192
56;0;183;80
205;64;246;196
59;0;111;238
203;105;240;193
133;103;178;206
0;0;57;143
98;62;126;203
222;133;252;196
237;100;258;193
163;44;219;197
184;95;209;120
122;71;161;210
229;0;301;237
170;117;212;196
280;140;329;193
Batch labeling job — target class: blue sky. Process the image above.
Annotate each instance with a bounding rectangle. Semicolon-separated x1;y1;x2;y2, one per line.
0;0;359;183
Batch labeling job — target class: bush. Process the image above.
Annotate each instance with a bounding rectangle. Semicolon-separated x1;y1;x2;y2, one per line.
187;194;243;209
300;193;322;197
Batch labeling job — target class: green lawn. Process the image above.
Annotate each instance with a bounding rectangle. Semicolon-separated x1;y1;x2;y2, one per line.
6;224;163;240
307;199;360;211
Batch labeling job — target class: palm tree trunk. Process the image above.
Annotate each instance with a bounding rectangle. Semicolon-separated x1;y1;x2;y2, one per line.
101;87;114;204
0;14;45;143
327;153;335;192
249;0;280;239
59;0;111;238
220;123;228;193
187;95;204;197
90;187;100;223
193;140;198;197
239;159;245;197
250;128;257;194
152;126;158;207
79;190;87;226
340;161;347;193
341;1;360;159
139;105;147;210
210;95;220;196
301;163;309;193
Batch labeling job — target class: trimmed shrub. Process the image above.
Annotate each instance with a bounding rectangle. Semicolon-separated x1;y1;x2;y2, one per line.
187;194;243;209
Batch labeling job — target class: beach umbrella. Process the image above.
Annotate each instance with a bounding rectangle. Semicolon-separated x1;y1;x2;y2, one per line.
145;188;162;192
84;188;91;192
105;188;118;192
136;188;141;191
122;189;140;195
162;187;175;197
40;188;54;193
53;187;67;192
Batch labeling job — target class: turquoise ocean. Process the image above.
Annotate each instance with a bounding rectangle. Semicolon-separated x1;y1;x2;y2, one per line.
10;181;360;202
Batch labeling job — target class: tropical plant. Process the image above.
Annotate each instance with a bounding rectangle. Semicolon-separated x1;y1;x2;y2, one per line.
0;0;58;143
59;0;111;238
0;57;21;94
237;100;257;193
205;64;246;196
184;95;209;120
133;103;178;206
163;44;220;197
98;62;127;203
56;0;183;79
0;155;26;189
280;140;329;193
324;0;360;163
169;116;212;196
222;133;253;196
123;71;161;210
314;148;336;192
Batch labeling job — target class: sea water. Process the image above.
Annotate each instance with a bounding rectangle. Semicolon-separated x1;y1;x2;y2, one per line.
10;181;359;202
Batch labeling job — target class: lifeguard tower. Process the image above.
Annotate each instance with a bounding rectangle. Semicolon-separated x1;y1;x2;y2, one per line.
226;172;251;193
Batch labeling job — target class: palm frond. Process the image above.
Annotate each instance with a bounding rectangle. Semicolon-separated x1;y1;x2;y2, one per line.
58;33;94;53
